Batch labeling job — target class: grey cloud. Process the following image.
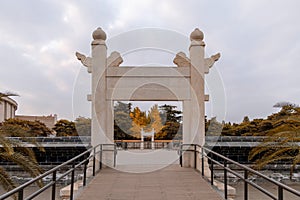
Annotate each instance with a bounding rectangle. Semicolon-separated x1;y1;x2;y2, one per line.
1;0;300;123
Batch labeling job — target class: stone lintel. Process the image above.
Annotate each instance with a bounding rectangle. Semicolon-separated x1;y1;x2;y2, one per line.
106;67;190;77
107;88;190;101
106;76;192;101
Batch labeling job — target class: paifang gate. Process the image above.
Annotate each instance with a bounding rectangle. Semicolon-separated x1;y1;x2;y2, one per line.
76;27;220;168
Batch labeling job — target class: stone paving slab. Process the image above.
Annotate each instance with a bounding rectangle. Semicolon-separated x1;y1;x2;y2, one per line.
76;165;223;200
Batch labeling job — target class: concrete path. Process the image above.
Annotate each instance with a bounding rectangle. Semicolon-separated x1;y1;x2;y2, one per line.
76;165;223;200
115;150;179;173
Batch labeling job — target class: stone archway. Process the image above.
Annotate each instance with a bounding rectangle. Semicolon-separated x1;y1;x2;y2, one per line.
76;27;220;168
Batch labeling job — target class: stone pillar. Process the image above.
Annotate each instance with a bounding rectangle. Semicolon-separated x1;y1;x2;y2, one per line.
151;128;155;150
91;27;107;146
141;136;144;150
141;128;144;150
182;100;192;167
185;28;206;167
90;28;112;167
189;28;205;146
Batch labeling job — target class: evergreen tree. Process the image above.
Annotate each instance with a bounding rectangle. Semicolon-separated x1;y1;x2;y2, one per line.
1;118;52;137
157;104;182;139
215;102;300;136
206;117;223;136
273;101;298;108
243;116;250;123
74;116;91;136
159;104;182;123
53;119;78;137
114;102;133;139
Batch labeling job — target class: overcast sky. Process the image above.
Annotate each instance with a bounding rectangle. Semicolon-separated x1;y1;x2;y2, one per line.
0;0;299;123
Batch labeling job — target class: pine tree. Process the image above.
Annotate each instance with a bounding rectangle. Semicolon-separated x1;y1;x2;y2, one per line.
206;117;223;136
159;104;182;123
2;118;52;137
157;104;182;139
114;102;133;139
243;116;250;123
74;117;91;136
53;119;78;137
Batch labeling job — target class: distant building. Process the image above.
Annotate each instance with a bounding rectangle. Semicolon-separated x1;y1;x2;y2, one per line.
0;96;18;122
0;96;57;129
16;114;58;129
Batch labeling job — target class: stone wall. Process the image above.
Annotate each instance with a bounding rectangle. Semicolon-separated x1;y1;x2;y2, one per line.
15;114;57;129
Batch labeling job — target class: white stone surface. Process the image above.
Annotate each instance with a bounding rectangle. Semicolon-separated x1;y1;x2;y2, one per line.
76;27;220;169
0;96;17;122
115;149;179;173
107;51;123;67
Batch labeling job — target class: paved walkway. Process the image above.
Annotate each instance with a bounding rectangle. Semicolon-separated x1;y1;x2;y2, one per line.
76;165;223;200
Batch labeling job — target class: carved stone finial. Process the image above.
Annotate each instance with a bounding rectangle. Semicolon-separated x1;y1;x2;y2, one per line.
92;27;106;41
173;52;191;67
211;53;221;62
76;52;92;73
204;53;221;73
190;28;204;41
107;51;123;67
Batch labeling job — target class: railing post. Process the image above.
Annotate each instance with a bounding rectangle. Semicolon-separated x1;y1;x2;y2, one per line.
278;186;283;200
99;144;103;170
114;145;117;167
18;189;23;200
201;147;204;176
83;161;87;187
210;159;214;186
244;170;248;200
179;145;182;167
93;147;96;176
224;160;228;200
70;163;75;200
51;171;57;200
194;145;197;169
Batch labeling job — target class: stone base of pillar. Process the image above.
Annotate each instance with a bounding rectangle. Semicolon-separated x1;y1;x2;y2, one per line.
182;152;193;167
102;151;115;168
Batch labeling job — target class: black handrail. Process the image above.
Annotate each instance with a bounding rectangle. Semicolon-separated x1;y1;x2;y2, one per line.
179;144;300;200
0;143;117;200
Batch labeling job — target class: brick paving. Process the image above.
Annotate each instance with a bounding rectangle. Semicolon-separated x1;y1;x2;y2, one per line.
76;165;223;200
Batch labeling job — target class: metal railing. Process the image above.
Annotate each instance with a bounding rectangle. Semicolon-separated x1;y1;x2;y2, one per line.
0;143;117;200
114;140;182;150
179;144;300;200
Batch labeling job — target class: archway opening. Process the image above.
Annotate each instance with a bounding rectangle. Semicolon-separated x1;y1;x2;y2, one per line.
113;101;183;149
